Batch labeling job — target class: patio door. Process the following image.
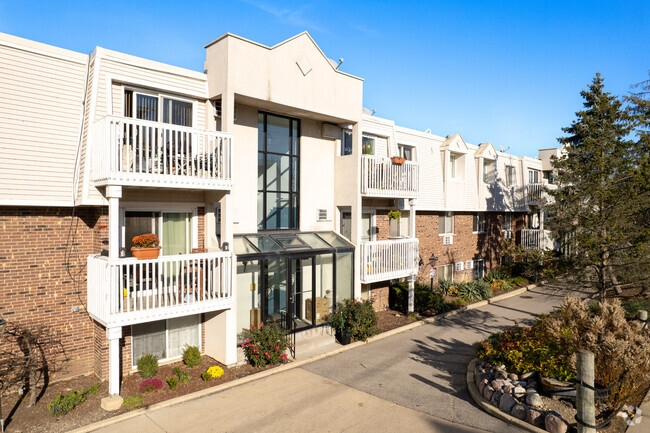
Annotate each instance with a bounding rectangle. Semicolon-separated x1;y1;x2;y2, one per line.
289;257;314;332
162;212;191;255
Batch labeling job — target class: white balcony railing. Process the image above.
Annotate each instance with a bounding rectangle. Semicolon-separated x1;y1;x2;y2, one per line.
87;252;233;327
525;183;557;205
521;229;555;251
360;238;419;283
361;155;418;198
91;115;232;190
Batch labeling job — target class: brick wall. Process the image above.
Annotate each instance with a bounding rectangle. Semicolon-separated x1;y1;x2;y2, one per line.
0;206;105;380
368;283;390;311
197;207;205;249
415;211;526;285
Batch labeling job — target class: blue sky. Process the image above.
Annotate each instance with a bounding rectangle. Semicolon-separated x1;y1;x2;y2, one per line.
1;0;648;157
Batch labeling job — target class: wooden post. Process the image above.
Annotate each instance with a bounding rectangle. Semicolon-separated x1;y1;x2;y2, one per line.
577;350;596;433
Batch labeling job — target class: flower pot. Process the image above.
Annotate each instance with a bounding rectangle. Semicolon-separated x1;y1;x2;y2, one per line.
336;329;352;345
391;156;405;165
131;246;161;260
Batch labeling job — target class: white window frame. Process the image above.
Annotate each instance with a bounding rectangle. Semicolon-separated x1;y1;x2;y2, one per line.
399;144;415;161
473;212;486;233
528;169;540;184
122;85;197;128
506;166;517;187
341;128;353;156
438;264;454;282
362;135;376;155
131;316;202;368
449;153;459;179
483;159;496;184
439;212;454;236
472;259;485;280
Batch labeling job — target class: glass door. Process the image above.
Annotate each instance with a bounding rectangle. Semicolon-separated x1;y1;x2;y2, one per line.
290;257;314;331
162;212;191;255
264;259;288;324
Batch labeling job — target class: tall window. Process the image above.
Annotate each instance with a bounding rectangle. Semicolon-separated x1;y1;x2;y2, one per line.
449;153;461;179
528;169;540;184
362;135;375;155
473;213;486;233
506;166;517;186
257;112;300;230
124;89;192;126
399;144;415;161
472;260;485;280
341;129;353;156
439;212;454;235
483;159;495;183
503;213;512;231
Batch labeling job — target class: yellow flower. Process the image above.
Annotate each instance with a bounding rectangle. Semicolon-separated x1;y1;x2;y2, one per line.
207;366;224;378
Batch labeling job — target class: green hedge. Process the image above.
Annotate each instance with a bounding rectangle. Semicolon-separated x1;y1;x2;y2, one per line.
389;282;453;315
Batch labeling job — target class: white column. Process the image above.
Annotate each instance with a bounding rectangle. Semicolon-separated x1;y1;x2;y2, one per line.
407;275;415;314
204;308;237;366
106;185;122;260
106;326;122;396
408;199;416;239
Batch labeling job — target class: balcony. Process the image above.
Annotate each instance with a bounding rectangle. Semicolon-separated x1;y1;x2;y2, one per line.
521;229;555;251
360;155;418;198
91;116;232;190
87;252;233;327
360;238;419;284
525;183;557;205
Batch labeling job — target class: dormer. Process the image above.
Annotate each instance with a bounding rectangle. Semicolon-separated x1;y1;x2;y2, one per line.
476;142;497;184
441;133;469;181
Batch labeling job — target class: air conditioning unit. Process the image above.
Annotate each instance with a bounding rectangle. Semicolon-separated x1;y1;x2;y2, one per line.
455;262;464;271
504;230;513;239
466;260;474;270
443;235;453;246
318;209;328;221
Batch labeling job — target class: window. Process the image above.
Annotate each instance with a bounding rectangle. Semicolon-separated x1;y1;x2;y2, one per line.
503;213;512;231
362;135;375;155
506;166;517;186
257;112;300;230
449;153;459;178
438;264;453;282
472;260;485;280
123;211;192;257
124;89;192;127
543;170;555;184
341;129;353;156
528;169;540;184
483;159;496;183
439;212;454;235
473;213;486;233
132;315;200;366
399;145;415;161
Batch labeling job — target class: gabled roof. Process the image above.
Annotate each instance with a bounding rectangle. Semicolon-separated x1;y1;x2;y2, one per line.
204;31;363;81
476;142;497;159
441;133;469;153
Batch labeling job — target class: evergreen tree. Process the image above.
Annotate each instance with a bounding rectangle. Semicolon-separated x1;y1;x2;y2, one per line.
547;73;650;300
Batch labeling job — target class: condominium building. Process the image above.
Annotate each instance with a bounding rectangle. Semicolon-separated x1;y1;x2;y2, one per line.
0;31;555;396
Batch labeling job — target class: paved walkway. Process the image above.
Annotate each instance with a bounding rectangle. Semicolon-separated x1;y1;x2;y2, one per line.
92;285;577;433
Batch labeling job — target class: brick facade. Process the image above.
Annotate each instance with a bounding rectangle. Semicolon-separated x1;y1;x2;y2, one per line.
415;211;526;285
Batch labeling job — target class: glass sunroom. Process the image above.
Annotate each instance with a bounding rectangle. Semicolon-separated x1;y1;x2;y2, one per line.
234;232;354;339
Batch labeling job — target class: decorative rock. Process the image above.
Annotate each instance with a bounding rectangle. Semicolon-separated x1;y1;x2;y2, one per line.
521;371;535;380
514;381;527;387
526;391;543;408
478;378;488;394
100;396;124;411
495;370;508;380
513;386;526;398
526;379;538;390
491;379;506;391
490;390;503;407
511;404;527;420
496;364;506;371
483;385;495;400
526;409;543;428
499;393;517;413
544;413;567;433
508;373;519;381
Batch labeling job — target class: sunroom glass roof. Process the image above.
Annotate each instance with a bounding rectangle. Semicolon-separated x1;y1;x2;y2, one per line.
233;231;353;256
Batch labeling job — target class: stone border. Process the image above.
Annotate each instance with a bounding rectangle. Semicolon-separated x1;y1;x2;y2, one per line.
70;284;537;433
466;358;547;433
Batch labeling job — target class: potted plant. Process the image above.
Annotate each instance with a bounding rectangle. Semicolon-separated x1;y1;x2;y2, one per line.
327;309;351;345
390;156;405;164
387;210;402;238
131;233;161;260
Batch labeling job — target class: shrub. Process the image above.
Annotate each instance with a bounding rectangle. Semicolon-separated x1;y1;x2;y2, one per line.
327;298;378;341
621;299;650;319
452;298;468;309
458;281;493;302
48;391;86;417
509;276;529;287
390;282;453;315
489;279;513;292
136;353;158;379
122;395;144;410
483;269;510;283
139;378;163;393
206;365;224;379
84;383;100;395
438;279;455;295
201;371;212;382
241;321;290;367
182;345;202;368
167;376;178;390
172;366;191;384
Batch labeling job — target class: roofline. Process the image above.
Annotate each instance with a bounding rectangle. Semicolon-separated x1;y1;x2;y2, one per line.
204;31;364;82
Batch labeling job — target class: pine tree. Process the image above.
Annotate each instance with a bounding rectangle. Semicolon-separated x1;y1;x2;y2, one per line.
547;73;650;300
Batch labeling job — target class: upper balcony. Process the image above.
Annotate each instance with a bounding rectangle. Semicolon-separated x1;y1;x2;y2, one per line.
525;183;557;205
87;251;233;327
91;116;232;190
360;238;419;284
521;229;556;251
360;155;418;199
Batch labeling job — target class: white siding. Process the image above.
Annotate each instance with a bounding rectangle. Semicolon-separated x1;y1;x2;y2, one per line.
0;36;88;205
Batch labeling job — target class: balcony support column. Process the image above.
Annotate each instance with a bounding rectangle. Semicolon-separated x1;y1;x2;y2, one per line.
407;275;415;314
407;199;417;313
106;185;122;260
107;326;122;396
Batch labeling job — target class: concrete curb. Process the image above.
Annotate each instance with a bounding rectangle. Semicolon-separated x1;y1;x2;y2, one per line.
466;358;547;433
70;284;537;433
